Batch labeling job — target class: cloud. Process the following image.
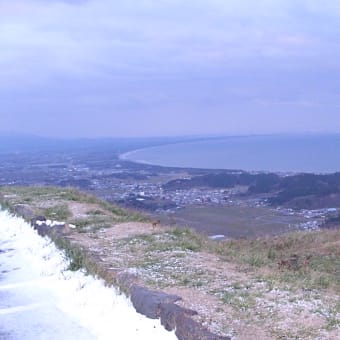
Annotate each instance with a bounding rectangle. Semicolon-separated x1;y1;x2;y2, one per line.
0;0;340;137
0;1;336;70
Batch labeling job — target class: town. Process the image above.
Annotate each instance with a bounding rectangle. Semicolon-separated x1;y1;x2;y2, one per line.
0;141;338;239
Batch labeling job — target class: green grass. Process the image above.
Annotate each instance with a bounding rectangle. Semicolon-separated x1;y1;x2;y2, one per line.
1;185;339;294
0;185;148;223
117;227;207;254
42;204;72;221
69;217;112;232
86;209;104;215
110;222;340;292
2;185;339;339
52;235;86;271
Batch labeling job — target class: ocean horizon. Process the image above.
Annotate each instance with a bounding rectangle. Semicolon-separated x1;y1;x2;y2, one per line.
121;134;340;174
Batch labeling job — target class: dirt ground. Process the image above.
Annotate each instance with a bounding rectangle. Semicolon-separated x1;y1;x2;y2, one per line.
2;187;339;339
65;214;339;339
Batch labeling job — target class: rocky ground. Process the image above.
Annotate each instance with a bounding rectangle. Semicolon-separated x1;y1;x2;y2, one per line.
1;186;339;340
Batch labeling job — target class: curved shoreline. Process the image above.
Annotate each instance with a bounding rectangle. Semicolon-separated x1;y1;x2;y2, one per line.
118;136;226;165
118;137;242;172
119;135;340;174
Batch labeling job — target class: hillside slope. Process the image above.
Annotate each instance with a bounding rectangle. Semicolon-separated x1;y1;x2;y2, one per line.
1;186;339;339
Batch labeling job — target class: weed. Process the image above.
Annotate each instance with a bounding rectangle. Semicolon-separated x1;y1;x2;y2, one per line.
52;237;85;271
221;290;255;311
325;317;340;330
267;247;278;260
86;209;103;215
232;282;243;290
0;199;12;212
314;275;331;289
247;254;267;267
67;247;85;271
222;291;236;304
42;204;71;220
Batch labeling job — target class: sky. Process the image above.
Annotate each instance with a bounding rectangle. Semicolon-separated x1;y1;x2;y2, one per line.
1;0;340;138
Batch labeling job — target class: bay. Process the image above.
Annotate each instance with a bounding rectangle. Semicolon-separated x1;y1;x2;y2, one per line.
122;134;340;173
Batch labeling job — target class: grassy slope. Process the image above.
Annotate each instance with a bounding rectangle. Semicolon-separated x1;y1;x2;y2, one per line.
0;185;147;225
1;186;339;339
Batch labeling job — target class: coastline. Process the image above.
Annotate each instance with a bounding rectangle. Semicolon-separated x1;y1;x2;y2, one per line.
119;134;340;174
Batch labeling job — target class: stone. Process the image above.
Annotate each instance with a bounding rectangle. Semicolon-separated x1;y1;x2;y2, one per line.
129;285;230;340
14;205;35;220
31;216;49;236
130;285;181;319
175;314;231;340
160;302;197;331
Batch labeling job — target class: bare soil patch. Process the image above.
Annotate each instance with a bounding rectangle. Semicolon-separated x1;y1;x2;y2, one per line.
1;186;339;339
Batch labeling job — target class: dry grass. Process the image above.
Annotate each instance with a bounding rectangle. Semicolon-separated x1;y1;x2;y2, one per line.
1;185;339;339
0;185;148;230
88;225;339;339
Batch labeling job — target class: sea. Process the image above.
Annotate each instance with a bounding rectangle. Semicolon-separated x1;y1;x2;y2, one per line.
0;210;176;340
121;134;340;173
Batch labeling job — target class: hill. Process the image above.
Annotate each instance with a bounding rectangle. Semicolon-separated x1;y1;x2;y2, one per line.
0;186;339;339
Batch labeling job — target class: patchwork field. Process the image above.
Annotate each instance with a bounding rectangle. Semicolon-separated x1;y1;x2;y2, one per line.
159;205;307;238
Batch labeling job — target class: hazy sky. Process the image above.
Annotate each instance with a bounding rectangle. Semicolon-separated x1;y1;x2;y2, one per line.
1;0;340;138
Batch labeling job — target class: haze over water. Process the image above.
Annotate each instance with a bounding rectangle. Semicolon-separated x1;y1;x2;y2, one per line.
122;134;340;173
